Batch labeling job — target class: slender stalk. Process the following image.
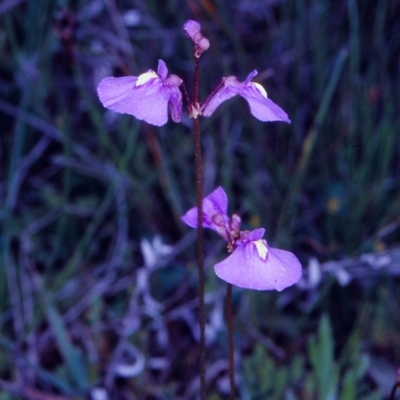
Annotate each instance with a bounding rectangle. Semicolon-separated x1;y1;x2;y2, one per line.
389;382;399;400
193;57;200;103
226;283;235;399
193;55;206;399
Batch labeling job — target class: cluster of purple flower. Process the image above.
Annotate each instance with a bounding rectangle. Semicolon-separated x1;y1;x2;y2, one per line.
97;20;290;127
97;20;301;292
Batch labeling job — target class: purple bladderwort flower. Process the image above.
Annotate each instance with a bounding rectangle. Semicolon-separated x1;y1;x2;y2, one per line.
214;227;302;291
97;20;290;125
201;70;291;123
181;187;302;291
97;59;183;126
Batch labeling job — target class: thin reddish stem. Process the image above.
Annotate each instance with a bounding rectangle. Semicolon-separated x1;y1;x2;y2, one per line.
193;54;206;400
226;283;236;399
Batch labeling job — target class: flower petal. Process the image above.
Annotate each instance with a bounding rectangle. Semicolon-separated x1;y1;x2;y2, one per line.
237;83;291;123
214;243;302;291
97;75;170;126
207;186;228;215
97;60;183;126
202;72;290;123
165;75;183;123
181;186;229;230
157;59;168;80
201;77;238;117
98;78;183;126
247;228;265;241
97;76;138;108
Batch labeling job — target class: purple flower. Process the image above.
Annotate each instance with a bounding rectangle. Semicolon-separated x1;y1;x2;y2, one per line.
201;70;291;123
181;187;232;241
181;187;301;291
97;22;290;125
214;228;302;291
97;60;183;126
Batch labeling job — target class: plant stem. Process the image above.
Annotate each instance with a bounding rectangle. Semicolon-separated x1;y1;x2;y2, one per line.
194;56;200;103
194;116;206;398
389;382;399;400
193;55;206;399
226;283;235;399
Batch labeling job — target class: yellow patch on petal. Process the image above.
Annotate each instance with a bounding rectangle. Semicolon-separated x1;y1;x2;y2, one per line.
253;239;268;260
137;71;158;86
252;82;268;98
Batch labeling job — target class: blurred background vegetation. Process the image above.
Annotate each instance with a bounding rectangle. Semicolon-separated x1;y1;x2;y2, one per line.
1;0;400;398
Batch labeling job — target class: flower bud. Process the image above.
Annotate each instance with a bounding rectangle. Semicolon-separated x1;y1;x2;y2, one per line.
183;20;210;58
230;214;241;238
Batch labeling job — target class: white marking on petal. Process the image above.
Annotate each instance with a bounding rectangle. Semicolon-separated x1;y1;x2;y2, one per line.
252;82;268;98
253;239;268;260
137;71;158;86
